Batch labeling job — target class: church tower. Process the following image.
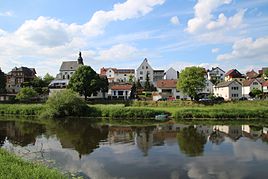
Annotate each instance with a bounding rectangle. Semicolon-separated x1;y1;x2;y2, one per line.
77;51;84;65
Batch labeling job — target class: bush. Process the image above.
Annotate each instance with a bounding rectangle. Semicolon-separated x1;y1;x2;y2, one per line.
15;87;38;102
41;90;90;118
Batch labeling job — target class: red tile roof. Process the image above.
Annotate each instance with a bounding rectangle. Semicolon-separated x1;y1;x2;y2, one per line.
242;79;261;86
225;69;243;78
111;84;132;90
263;80;268;87
246;70;258;79
156;80;177;88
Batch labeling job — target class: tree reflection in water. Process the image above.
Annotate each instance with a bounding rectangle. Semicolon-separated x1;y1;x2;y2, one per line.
177;126;206;157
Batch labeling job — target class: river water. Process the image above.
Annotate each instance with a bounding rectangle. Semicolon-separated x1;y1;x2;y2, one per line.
0;118;268;179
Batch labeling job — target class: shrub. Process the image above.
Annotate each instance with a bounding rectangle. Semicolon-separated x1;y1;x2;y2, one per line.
41;90;90;118
15;87;38;102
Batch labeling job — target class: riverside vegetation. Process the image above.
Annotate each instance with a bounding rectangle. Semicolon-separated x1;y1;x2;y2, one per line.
0;90;268;120
0;148;65;179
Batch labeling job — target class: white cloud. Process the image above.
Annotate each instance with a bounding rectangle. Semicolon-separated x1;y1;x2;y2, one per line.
170;16;180;25
186;0;246;34
0;11;14;17
96;44;141;61
0;0;165;76
217;36;268;62
83;0;165;36
212;48;219;53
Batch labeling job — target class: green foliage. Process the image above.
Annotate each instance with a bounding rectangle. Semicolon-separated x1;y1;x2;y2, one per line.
144;72;151;91
136;79;143;89
68;65;104;100
42;89;90;118
0;148;65;179
16;87;38;101
0;104;44;115
98;76;109;98
130;83;137;99
43;73;55;85
0;69;6;94
177;126;206;156
128;74;134;83
249;88;263;98
264;69;268;77
177;66;206;100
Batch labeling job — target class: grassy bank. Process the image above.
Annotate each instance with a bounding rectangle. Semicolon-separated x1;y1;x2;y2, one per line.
0;101;268;120
0;104;44;116
0;148;65;179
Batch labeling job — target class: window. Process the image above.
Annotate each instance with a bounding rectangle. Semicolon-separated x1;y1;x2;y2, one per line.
140;71;143;75
125;91;128;95
124;74;126;76
118;91;124;95
231;86;239;90
140;77;143;80
142;66;144;69
146;66;148;69
70;67;73;69
113;91;116;95
253;82;258;85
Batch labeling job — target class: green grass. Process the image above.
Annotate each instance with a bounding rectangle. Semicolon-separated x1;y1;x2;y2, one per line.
0;104;44;116
0;148;65;179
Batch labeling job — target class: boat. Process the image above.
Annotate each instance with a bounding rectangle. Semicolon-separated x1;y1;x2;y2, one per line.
155;114;168;121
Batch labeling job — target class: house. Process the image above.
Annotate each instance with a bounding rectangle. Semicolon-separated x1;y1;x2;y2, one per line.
109;84;132;100
207;67;225;82
225;69;245;82
165;67;178;80
155;79;189;100
263;80;268;93
6;67;36;93
242;79;262;98
136;58;154;84
199;74;214;97
136;58;164;85
214;80;242;100
49;52;83;92
153;70;165;83
246;70;258;79
100;67;135;83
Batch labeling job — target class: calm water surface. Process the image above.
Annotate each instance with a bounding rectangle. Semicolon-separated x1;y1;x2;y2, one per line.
1;118;268;179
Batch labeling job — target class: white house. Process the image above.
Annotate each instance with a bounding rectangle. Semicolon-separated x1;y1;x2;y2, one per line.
263;81;268;94
109;84;132;100
199;75;214;96
136;58;154;83
100;68;135;83
207;67;225;82
214;80;242;100
136;58;164;85
242;79;262;98
165;67;178;80
155;79;189;100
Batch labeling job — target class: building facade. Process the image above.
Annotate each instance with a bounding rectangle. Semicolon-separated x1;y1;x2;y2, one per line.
136;58;154;84
242;79;262;98
165;67;178;80
207;67;225;82
6;67;36;93
225;69;245;82
214;80;242;100
100;68;135;83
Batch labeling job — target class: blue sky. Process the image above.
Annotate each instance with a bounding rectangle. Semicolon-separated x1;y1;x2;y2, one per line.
0;0;268;76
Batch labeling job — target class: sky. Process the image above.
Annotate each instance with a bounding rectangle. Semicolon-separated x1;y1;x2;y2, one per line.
0;0;268;76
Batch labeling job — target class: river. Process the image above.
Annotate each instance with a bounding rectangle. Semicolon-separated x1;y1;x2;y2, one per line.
0;117;268;179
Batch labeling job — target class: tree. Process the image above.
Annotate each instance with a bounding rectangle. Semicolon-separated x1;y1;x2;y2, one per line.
136;79;143;89
68;65;101;100
43;73;54;86
15;87;38;101
98;76;109;98
128;75;134;83
249;88;263;99
130;83;137;99
0;69;6;94
177;66;206;100
144;72;151;91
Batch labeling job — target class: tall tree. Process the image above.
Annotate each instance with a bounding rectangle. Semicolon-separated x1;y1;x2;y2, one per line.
144;72;151;91
177;66;206;100
98;76;109;98
130;83;137;99
68;65;101;100
0;69;6;94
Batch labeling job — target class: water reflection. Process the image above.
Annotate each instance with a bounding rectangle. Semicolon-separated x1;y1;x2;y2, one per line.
1;119;268;178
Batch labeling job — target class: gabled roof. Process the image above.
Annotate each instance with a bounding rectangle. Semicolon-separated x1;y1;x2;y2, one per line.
246;70;258;79
242;79;261;86
208;67;225;73
10;66;36;76
60;61;79;71
225;69;243;78
156;79;177;88
111;84;132;90
216;80;241;88
100;67;135;75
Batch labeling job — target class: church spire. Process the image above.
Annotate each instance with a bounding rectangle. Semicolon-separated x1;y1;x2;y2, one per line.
77;51;84;65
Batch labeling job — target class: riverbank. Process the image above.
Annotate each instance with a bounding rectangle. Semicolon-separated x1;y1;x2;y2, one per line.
0;101;268;120
0;148;65;179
